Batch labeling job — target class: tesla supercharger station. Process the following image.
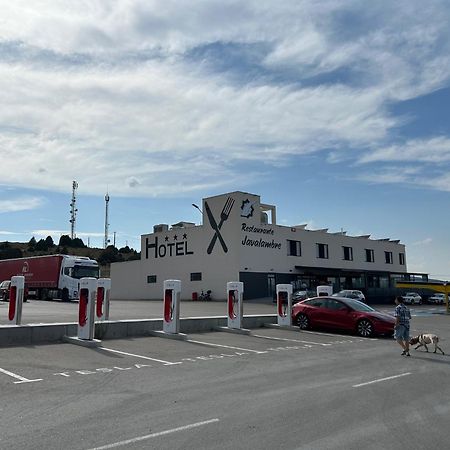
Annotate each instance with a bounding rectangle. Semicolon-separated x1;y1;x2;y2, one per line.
227;281;244;329
78;277;97;340
163;280;181;334
317;285;333;297
276;284;293;327
8;276;25;325
96;278;111;321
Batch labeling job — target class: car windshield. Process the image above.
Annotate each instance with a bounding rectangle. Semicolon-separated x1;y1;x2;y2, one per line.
343;298;375;312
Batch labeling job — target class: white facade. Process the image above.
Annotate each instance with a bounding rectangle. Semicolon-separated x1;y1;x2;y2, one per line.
111;191;407;301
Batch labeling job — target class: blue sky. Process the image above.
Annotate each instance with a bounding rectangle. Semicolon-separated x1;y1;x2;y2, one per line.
1;1;450;279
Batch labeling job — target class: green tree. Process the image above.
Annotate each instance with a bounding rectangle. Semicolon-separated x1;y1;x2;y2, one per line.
34;239;48;251
0;242;23;260
59;235;72;247
45;236;54;247
28;236;37;251
72;237;86;248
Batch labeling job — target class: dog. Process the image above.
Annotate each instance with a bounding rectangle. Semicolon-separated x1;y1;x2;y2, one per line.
409;334;445;355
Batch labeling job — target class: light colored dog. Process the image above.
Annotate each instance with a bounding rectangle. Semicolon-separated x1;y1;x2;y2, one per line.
409;334;445;355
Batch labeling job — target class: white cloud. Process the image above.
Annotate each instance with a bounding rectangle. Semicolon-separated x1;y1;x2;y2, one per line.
0;196;45;213
411;238;433;246
358;137;450;164
0;1;449;196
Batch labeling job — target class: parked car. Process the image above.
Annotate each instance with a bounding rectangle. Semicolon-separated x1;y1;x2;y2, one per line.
332;290;366;302
0;280;11;301
403;292;422;305
428;293;446;305
292;290;315;303
292;296;395;337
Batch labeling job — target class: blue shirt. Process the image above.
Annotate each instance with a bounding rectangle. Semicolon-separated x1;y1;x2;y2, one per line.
394;303;411;327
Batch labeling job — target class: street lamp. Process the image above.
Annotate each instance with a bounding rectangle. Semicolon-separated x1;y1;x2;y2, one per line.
192;203;203;214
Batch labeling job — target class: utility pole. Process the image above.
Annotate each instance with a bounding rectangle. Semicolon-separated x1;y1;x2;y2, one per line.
104;192;110;248
69;181;78;239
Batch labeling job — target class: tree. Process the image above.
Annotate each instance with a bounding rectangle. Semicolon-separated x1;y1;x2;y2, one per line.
59;235;72;247
98;245;123;265
34;239;48;251
0;242;23;260
28;237;37;251
72;237;86;248
45;236;54;247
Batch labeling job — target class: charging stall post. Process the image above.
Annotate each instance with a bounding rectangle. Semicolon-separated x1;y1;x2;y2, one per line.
215;282;249;334
8;276;25;325
64;277;101;347
150;280;187;340
96;278;111;321
276;284;293;327
317;285;333;297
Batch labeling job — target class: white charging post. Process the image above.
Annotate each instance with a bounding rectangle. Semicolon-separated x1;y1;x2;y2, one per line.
317;285;333;297
8;276;25;325
227;281;244;329
78;277;97;340
276;284;293;327
163;279;181;334
96;278;111;321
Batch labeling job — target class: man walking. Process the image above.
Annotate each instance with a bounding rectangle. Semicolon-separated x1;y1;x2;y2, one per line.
394;296;412;356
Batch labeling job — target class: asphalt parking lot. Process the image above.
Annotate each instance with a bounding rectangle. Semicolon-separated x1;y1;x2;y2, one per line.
1;310;449;450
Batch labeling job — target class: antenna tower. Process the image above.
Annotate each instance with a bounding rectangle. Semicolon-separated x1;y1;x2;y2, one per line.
69;180;78;239
104;192;110;248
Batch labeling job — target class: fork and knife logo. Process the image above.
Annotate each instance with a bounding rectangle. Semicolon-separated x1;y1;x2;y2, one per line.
205;197;235;254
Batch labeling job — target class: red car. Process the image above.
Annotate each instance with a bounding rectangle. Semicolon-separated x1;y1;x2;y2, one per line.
292;296;395;337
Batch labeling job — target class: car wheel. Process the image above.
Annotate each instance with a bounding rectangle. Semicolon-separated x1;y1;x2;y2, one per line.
296;313;309;330
357;319;373;337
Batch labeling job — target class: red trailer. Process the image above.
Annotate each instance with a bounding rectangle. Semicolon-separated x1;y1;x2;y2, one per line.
0;254;99;301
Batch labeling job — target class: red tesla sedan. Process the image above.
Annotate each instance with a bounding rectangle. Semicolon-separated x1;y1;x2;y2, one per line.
292;296;395;337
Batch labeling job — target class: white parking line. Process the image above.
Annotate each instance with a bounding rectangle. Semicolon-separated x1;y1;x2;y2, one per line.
187;339;267;354
0;367;43;384
251;334;332;346
299;330;378;340
100;347;182;365
353;372;411;388
88;418;220;450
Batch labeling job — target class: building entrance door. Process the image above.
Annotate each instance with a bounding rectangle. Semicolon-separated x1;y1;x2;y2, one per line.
267;274;276;299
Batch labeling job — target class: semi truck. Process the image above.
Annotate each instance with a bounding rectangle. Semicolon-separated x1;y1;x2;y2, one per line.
0;254;99;301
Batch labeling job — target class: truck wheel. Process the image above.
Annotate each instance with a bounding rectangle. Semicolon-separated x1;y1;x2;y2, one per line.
61;288;69;302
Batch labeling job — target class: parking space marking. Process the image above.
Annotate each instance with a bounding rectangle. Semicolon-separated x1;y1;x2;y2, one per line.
299;330;378;340
0;367;43;384
251;334;332;346
100;347;182;365
88;418;220;450
352;372;411;388
186;339;268;354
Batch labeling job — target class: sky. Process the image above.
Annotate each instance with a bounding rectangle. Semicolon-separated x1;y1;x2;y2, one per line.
0;1;450;279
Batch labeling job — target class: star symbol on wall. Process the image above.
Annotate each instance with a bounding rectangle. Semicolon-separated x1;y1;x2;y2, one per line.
164;236;169;242
173;235;178;241
183;234;187;240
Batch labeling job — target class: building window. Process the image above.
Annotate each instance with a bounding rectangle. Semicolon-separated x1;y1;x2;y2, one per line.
190;272;202;281
147;275;157;283
399;253;405;265
342;246;353;261
287;240;302;256
385;251;393;264
365;249;375;263
316;243;329;259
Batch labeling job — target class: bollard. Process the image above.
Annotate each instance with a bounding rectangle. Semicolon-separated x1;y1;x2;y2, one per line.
276;284;293;327
8;276;25;325
227;281;244;329
96;278;111;321
78;277;97;340
163;280;181;334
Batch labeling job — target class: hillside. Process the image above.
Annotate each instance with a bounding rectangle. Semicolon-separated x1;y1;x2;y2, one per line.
0;240;141;277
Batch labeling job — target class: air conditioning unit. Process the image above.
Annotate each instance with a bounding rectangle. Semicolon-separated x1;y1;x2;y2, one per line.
153;224;169;233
